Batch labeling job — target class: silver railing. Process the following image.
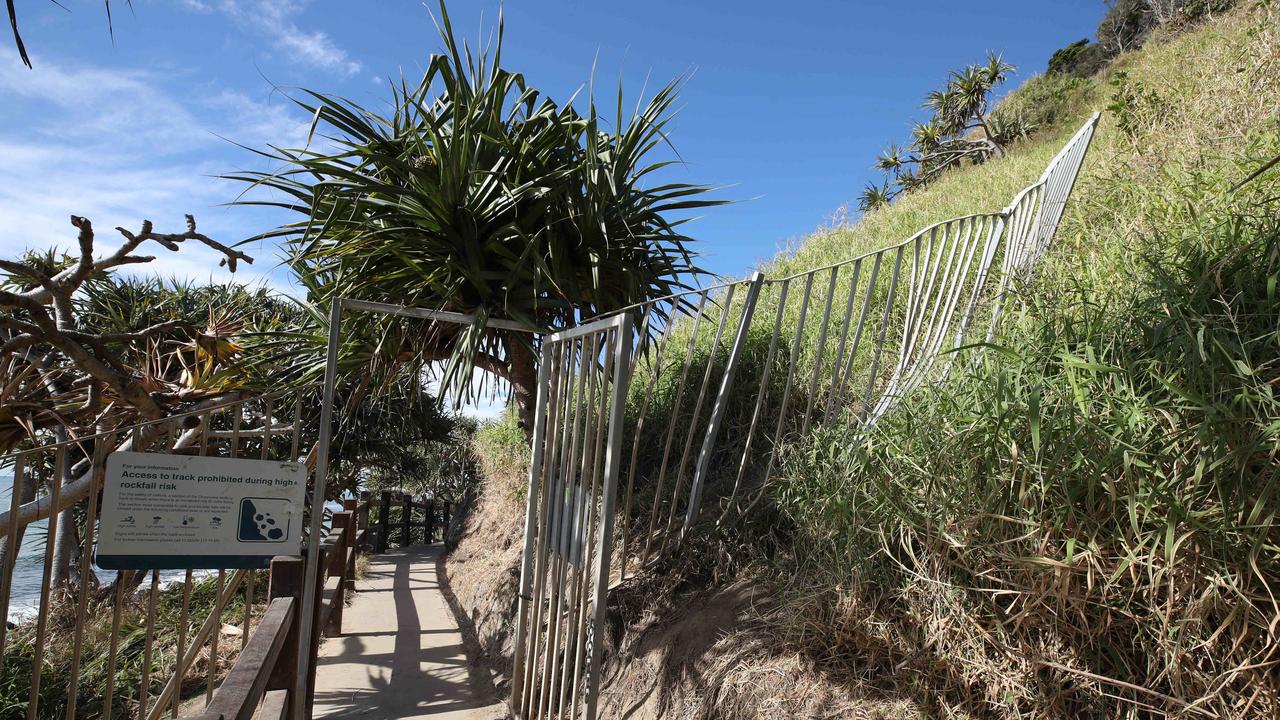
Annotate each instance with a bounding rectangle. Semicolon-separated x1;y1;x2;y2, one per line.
606;112;1100;572
0;384;320;719
512;313;633;720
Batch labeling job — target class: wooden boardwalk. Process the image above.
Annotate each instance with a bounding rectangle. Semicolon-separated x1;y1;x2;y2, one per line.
312;545;508;719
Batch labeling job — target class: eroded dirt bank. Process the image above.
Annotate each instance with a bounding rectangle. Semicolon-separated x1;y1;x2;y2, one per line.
443;468;915;719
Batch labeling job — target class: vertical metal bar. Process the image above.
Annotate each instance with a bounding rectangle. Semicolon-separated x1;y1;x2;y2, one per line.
947;214;1006;373
684;272;765;533
620;305;676;580
139;569;160;720
540;333;594;719
859;245;906;423
761;271;814;484
836;251;884;403
29;447;64;720
66;435;107;719
522;347;565;717
517;345;558;712
543;333;596;719
294;298;343;720
0;452;25;661
290;390;303;461
511;344;555;711
664;284;738;543
924;217;985;368
524;343;573;716
824;259;864;421
570;326;616;718
585;314;633;720
204;403;243;702
724;278;789;518
639;292;709;566
246;399;272;649
557;332;607;717
800;266;840;434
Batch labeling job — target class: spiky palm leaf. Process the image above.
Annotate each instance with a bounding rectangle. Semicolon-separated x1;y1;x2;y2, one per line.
229;1;723;418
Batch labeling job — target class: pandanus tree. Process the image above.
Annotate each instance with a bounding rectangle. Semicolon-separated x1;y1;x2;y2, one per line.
860;52;1030;211
0;214;273;588
6;1;127;67
232;2;722;438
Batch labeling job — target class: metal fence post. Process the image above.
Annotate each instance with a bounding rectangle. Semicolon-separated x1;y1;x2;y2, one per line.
293;297;342;720
400;493;412;547
683;272;766;534
376;491;391;553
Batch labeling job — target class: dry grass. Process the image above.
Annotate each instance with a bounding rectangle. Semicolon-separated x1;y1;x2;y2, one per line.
758;4;1280;719
449;6;1280;719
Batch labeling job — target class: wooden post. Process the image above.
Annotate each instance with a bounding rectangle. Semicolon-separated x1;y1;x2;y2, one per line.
338;511;357;591
442;502;453;550
327;518;349;635
376;491;391;553
266;556;302;717
358;491;370;532
423;499;434;544
306;546;326;719
400;493;411;547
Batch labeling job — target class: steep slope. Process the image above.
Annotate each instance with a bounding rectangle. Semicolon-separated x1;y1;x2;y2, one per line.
449;4;1280;717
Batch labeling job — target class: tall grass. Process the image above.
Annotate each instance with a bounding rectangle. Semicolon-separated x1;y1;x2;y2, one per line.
603;3;1280;717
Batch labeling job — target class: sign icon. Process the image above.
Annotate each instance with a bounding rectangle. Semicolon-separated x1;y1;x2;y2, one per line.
238;498;289;542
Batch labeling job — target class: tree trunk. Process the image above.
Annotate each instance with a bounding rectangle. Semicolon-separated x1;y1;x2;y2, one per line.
51;426;77;588
53;505;76;588
506;337;539;444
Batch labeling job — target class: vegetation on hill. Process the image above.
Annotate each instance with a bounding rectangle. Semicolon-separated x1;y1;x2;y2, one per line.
742;4;1279;717
860;52;1028;210
465;2;1279;717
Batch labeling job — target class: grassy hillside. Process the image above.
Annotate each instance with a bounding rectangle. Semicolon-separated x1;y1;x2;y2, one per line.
462;4;1279;717
747;4;1280;718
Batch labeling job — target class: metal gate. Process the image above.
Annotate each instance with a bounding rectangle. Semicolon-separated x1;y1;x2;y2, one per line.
511;313;633;720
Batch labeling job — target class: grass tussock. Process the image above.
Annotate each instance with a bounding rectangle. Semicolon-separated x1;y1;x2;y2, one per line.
755;3;1280;718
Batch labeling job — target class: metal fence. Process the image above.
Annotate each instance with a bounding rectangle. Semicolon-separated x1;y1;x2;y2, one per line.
0;384;320;719
512;313;633;720
0;112;1097;720
607;112;1100;572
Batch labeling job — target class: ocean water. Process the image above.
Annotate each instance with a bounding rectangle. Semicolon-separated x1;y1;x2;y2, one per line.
0;473;54;620
1;474;209;621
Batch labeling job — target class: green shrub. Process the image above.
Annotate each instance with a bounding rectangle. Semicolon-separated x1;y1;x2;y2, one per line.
1047;38;1113;77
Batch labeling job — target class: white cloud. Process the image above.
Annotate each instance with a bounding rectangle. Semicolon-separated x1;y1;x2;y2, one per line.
0;49;206;150
0;49;305;295
181;0;362;77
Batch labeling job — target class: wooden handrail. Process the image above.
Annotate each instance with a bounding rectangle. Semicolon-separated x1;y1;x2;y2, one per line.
193;493;455;719
252;690;289;720
202;597;296;720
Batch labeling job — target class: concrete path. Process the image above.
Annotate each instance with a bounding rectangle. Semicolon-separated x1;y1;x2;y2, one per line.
312;545;508;719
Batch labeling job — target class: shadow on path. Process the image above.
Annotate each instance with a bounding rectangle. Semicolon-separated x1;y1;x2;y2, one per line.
312;545;508;719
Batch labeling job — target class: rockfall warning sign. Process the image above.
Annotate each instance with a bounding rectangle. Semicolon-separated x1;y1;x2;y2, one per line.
96;451;307;570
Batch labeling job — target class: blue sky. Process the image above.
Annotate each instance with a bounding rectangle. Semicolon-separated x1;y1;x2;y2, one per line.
0;0;1101;293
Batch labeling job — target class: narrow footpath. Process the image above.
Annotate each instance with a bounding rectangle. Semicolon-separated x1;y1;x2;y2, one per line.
312;545;508;719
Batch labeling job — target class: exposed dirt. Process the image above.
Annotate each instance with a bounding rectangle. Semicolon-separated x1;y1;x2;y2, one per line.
444;469;917;719
443;466;526;692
